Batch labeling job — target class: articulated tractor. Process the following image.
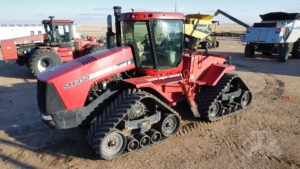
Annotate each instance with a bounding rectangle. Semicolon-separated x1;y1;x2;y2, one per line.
37;6;252;160
1;16;104;76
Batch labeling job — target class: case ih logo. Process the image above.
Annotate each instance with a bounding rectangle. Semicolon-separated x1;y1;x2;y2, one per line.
116;60;131;68
64;75;90;90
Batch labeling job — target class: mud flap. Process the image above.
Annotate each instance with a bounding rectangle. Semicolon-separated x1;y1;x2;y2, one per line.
197;64;235;86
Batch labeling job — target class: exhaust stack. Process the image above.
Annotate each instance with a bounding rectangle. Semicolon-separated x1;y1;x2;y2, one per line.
113;6;122;47
49;16;56;43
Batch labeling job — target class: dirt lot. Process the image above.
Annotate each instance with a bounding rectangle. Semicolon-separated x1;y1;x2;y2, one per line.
0;37;300;169
77;23;247;39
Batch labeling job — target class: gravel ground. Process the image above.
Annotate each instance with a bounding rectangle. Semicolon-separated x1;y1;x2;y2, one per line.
0;37;300;169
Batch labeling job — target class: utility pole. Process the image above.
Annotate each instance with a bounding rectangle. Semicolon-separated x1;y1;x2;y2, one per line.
175;0;177;13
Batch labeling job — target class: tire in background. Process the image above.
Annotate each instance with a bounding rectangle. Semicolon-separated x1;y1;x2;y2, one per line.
28;49;62;76
214;41;219;48
200;42;208;49
84;45;105;55
278;46;289;62
292;41;300;59
244;44;255;58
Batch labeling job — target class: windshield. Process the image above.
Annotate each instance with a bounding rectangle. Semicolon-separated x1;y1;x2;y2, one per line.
123;20;183;70
44;24;52;41
151;20;183;69
123;21;154;69
44;23;71;42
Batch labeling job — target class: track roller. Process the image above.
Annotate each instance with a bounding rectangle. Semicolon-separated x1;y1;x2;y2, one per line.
146;129;161;143
134;133;150;148
126;136;139;152
221;107;228;116
225;104;234;113
231;102;240;112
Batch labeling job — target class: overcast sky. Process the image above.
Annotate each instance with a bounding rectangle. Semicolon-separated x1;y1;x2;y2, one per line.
0;0;299;25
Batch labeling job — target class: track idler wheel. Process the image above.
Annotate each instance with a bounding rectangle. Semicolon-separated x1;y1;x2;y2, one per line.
239;91;252;108
156;113;180;137
126;136;139;152
100;130;126;159
134;133;150;148
146;129;161;143
208;101;221;118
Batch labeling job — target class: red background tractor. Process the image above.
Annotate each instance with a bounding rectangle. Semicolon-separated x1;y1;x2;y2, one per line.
1;16;104;76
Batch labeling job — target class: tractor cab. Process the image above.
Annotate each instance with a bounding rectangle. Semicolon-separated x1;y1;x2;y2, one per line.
119;11;185;75
42;16;76;47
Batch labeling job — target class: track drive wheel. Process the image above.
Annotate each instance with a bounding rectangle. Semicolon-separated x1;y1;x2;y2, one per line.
28;49;62;76
278;46;289;62
292;41;300;59
156;113;180;137
99;130;126;159
84;45;104;55
245;44;255;58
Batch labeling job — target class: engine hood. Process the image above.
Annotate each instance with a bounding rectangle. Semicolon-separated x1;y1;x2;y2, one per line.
37;46;135;110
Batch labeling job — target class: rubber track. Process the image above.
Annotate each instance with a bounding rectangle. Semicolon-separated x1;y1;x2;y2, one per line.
87;89;181;160
196;74;252;122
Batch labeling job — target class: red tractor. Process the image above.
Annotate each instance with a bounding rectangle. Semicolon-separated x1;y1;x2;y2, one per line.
37;7;252;160
1;16;104;76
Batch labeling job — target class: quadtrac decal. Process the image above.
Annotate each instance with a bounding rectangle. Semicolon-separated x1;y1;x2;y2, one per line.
63;58;134;90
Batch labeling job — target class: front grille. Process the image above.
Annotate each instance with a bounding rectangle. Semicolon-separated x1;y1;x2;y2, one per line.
37;80;66;114
37;80;47;113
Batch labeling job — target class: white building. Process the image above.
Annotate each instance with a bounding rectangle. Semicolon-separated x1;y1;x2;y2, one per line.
0;24;45;46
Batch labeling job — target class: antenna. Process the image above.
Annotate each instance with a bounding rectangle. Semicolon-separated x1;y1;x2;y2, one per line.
175;0;177;13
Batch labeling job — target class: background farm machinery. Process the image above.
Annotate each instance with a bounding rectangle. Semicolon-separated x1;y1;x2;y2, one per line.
213;9;300;62
1;16;104;76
